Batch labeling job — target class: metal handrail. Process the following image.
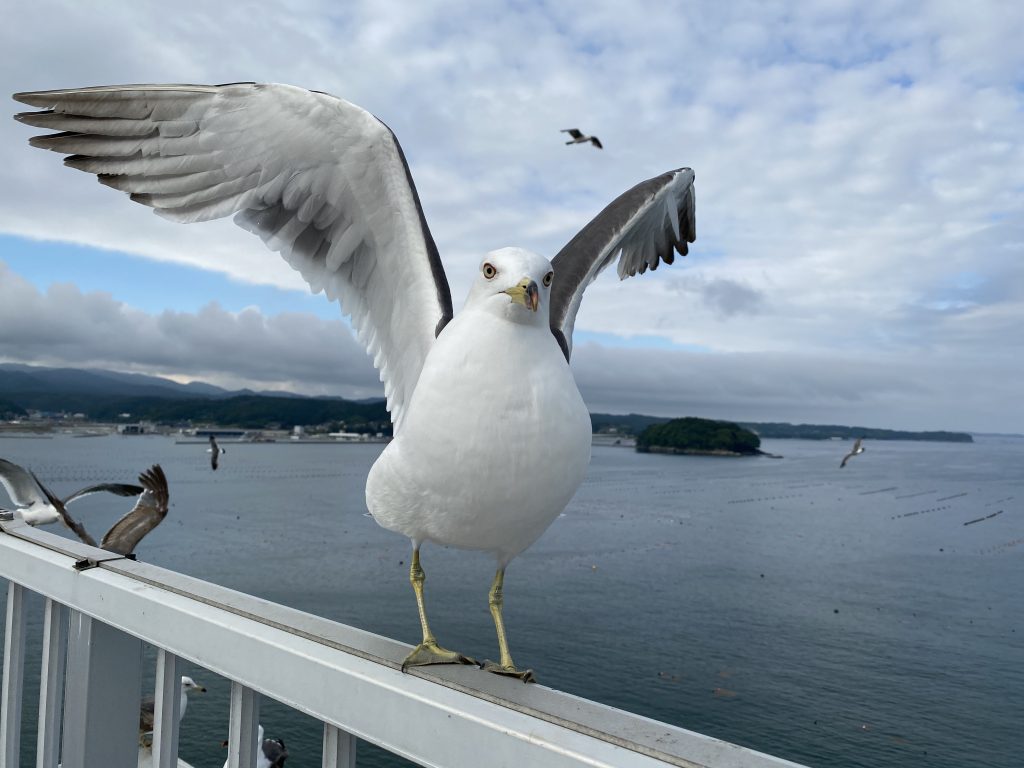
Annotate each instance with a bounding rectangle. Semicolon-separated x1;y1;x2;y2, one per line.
1;519;807;768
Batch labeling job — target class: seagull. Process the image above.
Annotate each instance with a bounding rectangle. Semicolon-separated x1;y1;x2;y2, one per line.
561;128;603;149
14;82;696;679
139;675;206;737
0;456;142;530
208;435;226;471
839;438;865;468
220;725;288;768
0;458;169;554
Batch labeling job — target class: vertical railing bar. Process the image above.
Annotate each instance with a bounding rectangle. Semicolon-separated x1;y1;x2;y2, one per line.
226;682;260;768
1;582;27;768
152;649;182;768
61;611;142;768
36;599;68;768
322;722;357;768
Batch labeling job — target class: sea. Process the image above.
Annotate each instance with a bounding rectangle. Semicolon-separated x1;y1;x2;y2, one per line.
1;433;1021;768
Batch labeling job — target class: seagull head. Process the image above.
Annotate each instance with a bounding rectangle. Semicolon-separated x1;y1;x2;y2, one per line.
467;247;553;325
181;676;207;694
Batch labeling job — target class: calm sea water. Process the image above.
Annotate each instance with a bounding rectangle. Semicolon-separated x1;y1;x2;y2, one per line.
1;434;1021;767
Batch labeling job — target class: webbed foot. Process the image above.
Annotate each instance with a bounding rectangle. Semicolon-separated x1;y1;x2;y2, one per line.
402;641;477;670
481;659;535;683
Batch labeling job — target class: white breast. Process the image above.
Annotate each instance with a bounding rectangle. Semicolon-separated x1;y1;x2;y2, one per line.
366;310;592;564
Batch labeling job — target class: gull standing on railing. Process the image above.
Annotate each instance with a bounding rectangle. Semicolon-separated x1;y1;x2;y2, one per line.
14;82;696;680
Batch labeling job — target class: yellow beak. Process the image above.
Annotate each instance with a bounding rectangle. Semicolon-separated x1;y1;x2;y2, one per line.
504;278;540;312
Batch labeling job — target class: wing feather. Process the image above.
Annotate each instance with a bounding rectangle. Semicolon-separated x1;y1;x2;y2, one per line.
100;465;169;555
15;83;453;429
548;168;696;359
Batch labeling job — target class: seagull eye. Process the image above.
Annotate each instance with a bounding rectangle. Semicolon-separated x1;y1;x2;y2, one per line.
543;271;553;287
482;263;497;280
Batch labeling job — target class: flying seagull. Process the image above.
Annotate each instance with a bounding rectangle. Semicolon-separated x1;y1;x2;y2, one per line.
561;128;603;149
0;458;169;554
839;438;865;468
14;82;696;680
139;675;206;737
208;435;226;471
0;456;142;530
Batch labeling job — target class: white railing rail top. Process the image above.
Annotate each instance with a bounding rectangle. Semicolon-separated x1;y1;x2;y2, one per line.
0;519;807;768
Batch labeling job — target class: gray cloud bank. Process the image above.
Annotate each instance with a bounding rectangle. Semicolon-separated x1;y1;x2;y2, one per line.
1;1;1021;433
2;261;1012;433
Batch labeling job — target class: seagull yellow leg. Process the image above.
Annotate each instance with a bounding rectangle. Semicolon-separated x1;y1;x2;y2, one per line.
401;548;476;670
482;568;535;682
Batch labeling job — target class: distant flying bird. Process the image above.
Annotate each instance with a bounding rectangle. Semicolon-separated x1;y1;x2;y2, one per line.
208;435;226;471
561;128;603;149
0;456;142;529
15;81;696;681
139;675;206;736
839;438;865;468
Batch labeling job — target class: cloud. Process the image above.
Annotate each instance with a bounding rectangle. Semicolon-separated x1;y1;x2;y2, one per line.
2;259;1013;432
0;261;381;397
1;0;1022;431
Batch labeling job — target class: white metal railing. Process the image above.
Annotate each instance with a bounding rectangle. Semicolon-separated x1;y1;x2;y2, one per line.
0;518;808;768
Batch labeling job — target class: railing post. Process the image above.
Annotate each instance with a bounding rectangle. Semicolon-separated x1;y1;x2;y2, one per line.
60;610;142;768
1;582;27;768
323;723;357;768
152;649;182;768
226;682;260;768
37;599;68;768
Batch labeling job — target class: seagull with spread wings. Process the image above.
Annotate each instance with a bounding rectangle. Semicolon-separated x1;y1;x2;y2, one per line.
208;434;226;471
839;438;866;469
561;127;603;149
14;82;696;680
1;456;142;528
0;457;169;555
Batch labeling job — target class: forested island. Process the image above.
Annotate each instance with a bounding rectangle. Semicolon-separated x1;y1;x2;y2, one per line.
637;417;763;456
592;412;973;443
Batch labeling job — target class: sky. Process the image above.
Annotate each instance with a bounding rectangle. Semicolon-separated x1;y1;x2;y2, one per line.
1;0;1022;433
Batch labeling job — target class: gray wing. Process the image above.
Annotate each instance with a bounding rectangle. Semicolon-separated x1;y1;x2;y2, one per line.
28;469;98;546
0;457;47;506
548;168;696;359
14;83;453;432
561;128;584;139
100;465;169;555
63;482;144;505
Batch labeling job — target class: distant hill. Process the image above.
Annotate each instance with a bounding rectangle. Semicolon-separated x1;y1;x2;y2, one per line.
0;363;230;400
0;364;974;442
591;413;673;434
0;397;26;418
738;422;973;443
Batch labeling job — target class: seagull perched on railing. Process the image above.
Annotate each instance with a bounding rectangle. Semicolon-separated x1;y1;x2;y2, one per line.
561;128;603;149
14;81;696;680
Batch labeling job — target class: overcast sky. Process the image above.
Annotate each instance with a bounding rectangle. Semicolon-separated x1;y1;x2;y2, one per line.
2;1;1022;433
